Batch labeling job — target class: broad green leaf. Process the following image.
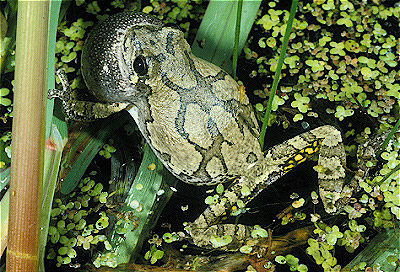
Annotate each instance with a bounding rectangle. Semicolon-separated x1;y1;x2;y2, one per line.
191;0;261;73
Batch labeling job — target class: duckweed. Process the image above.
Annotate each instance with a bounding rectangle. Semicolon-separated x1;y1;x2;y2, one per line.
249;0;399;128
47;176;114;267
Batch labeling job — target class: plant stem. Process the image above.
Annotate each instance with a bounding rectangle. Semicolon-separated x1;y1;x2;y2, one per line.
259;0;298;149
232;0;243;79
7;1;49;271
377;117;400;156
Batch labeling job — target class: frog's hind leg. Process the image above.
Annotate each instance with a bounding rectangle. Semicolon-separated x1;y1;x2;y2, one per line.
264;125;346;213
186;125;347;251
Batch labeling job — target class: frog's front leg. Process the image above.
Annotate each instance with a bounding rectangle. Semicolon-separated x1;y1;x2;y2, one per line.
186;125;347;251
48;70;129;121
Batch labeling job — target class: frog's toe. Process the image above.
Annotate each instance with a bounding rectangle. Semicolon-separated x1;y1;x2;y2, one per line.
47;88;60;99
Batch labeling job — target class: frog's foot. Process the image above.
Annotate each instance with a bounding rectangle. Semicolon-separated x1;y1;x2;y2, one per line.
48;69;73;101
334;128;395;210
48;69;129;121
185;222;256;252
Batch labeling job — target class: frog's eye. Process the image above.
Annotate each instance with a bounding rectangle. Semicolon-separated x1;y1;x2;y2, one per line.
133;55;148;76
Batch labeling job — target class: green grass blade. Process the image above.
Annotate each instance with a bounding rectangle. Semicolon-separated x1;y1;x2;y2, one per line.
345;226;400;271
259;0;299;149
191;0;261;73
59;113;133;194
38;0;63;270
0;189;9;255
103;144;176;266
377;117;400;156
0;168;9;192
376;163;400;186
232;0;243;78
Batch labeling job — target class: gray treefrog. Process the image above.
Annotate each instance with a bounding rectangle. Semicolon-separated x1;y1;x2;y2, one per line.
49;12;352;251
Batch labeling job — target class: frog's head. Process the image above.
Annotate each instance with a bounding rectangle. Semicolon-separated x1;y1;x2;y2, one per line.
81;12;162;103
82;12;194;105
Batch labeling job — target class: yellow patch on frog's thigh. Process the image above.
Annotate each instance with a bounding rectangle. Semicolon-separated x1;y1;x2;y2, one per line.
304;146;317;154
184;103;213;149
294;153;306;162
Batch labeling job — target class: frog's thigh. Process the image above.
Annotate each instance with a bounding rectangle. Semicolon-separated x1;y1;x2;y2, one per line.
265;125;344;167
